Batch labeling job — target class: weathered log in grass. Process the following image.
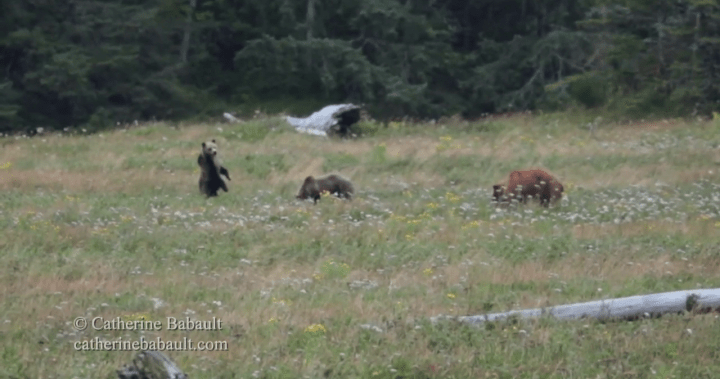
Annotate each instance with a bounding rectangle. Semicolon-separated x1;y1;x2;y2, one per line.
223;112;242;123
431;288;720;326
285;103;361;137
117;350;188;379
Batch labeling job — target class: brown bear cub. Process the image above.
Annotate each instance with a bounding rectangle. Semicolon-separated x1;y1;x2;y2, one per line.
198;139;231;197
296;174;354;204
492;169;563;208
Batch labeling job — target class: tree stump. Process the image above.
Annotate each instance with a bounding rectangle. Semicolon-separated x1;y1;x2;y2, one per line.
116;350;188;379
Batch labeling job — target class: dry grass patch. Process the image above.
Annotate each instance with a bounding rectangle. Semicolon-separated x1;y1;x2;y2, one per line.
280;157;326;184
0;168;195;194
618;118;689;132
464;252;713;287
16;273;162;298
260;263;317;284
384;136;436;160
570;164;696;188
572;219;720;241
175;125;215;141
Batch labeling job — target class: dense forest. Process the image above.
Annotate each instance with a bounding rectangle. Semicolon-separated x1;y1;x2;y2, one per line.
1;0;719;132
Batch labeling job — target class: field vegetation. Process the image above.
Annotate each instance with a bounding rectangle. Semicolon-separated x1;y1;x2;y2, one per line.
1;112;720;378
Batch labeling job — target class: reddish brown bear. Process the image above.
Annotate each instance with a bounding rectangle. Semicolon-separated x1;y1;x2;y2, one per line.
296;174;354;204
492;169;564;208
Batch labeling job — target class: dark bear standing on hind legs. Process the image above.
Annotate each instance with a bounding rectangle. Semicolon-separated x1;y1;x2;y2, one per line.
198;139;231;197
492;169;563;208
296;174;354;204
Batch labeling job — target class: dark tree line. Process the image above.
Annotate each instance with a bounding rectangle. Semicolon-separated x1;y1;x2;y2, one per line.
1;0;719;132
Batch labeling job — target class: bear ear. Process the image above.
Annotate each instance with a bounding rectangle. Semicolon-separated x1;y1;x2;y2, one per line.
202;142;206;148
493;185;500;190
212;139;216;143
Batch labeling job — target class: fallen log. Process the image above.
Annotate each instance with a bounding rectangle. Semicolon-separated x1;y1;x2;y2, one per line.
117;350;188;379
223;112;242;123
285;103;361;137
431;288;720;326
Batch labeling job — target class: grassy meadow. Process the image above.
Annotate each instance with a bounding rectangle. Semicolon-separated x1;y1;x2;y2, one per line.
1;112;720;378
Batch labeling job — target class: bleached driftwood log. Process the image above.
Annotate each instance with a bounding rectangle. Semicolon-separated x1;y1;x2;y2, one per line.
431;288;720;326
116;350;188;379
223;112;242;123
285;104;361;137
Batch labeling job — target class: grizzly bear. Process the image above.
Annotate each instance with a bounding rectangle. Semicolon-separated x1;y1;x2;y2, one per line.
296;174;354;204
198;139;231;197
492;169;563;207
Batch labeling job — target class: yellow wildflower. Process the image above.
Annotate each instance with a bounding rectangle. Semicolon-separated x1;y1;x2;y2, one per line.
304;324;326;334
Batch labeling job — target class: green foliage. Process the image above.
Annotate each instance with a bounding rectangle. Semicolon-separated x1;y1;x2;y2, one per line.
353;121;382;137
367;144;387;165
465;121;505;134
319;260;351;280
666;86;704;115
608;88;671;118
0;81;21;131
86;108;115;132
234;36;384;101
5;0;720;134
231;98;330;119
569;74;609;108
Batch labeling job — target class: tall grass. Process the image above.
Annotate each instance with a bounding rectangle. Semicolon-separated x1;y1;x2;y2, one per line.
1;113;719;378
